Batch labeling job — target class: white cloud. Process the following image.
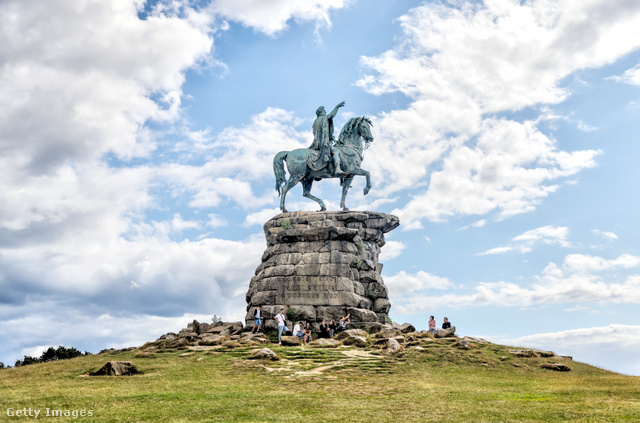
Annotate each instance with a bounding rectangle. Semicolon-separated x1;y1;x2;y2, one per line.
390;253;640;313
591;229;618;240
0;0;214;171
513;226;570;245
576;120;598;132
458;219;487;231
478;246;527;256
210;0;346;36
608;63;640;86
355;0;640;228
207;214;228;228
477;225;571;255
0;1;283;368
378;240;405;261
0;306;224;365
488;325;640;375
385;270;453;297
244;208;283;227
559;253;640;274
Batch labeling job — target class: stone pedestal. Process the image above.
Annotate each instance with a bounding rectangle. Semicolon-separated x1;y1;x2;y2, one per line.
245;211;399;332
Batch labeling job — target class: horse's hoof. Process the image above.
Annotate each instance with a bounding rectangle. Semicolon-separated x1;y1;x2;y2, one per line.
363;188;370;196
342;207;349;212
282;208;288;213
319;206;326;212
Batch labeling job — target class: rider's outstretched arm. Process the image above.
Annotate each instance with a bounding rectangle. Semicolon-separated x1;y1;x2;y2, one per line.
328;101;346;119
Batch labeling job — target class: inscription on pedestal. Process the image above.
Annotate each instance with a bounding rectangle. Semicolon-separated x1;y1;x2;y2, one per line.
283;276;336;291
278;276;338;305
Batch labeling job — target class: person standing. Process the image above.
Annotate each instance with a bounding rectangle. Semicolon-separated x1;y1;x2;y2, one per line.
274;309;288;344
428;315;436;335
251;306;262;334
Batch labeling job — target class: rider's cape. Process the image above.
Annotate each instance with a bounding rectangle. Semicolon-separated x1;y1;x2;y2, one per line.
307;114;333;171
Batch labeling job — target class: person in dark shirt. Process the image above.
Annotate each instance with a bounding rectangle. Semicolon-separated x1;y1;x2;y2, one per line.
304;322;313;344
319;320;329;338
442;317;451;329
328;320;337;338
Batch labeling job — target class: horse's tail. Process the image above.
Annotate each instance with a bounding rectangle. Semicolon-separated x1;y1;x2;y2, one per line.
273;151;288;196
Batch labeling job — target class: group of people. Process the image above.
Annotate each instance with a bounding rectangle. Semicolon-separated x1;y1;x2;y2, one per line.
250;307;352;344
318;314;350;339
428;316;452;334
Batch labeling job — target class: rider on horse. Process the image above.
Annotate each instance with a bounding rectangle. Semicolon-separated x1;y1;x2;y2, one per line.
308;101;346;176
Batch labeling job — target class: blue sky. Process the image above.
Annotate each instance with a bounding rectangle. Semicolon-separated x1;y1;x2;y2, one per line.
1;0;640;375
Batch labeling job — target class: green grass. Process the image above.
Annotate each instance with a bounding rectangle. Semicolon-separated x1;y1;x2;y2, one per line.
1;340;639;422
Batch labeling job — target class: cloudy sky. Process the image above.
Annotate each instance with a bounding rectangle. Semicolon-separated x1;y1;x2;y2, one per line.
1;0;639;375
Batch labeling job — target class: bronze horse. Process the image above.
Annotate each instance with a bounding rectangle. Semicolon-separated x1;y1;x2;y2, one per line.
273;117;373;212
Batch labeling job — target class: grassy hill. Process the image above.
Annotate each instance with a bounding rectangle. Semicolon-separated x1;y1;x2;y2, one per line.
2;335;639;422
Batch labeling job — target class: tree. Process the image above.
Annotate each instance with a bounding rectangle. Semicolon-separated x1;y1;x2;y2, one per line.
13;346;90;367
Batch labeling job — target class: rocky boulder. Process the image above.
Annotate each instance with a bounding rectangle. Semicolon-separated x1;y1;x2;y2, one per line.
199;334;228;345
386;338;402;355
90;361;139;376
398;323;416;334
250;348;278;360
280;336;300;346
310;338;340;348
435;326;456;338
510;349;555;358
204;322;243;336
541;363;571;372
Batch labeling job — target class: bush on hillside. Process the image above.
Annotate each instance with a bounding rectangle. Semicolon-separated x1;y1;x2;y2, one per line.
14;346;91;367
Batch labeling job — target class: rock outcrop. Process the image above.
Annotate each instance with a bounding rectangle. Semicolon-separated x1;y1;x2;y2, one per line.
245;211;399;332
435;326;457;338
90;361;139;376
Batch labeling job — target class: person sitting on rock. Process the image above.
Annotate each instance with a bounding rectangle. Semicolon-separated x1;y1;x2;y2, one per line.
319;320;329;338
328;319;337;338
337;314;350;333
304;322;313;344
428;315;436;335
251;306;262;334
293;321;306;343
442;317;451;329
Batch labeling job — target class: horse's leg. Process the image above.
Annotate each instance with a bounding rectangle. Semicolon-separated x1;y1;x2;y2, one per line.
340;176;354;211
346;166;371;196
302;177;326;211
280;173;304;213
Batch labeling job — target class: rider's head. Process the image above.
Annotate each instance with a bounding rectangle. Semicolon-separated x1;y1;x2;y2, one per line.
316;106;326;117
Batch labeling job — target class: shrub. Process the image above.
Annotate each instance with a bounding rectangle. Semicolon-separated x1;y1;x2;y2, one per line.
285;309;300;323
281;218;292;230
13;346;90;367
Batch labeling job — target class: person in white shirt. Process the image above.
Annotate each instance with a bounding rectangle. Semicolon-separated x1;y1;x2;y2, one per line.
293;321;305;341
274;309;288;344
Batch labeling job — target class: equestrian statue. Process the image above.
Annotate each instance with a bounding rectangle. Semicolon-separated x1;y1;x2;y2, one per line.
273;101;374;212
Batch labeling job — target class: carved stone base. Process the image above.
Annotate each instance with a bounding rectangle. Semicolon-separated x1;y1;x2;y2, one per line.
245;211;399;331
